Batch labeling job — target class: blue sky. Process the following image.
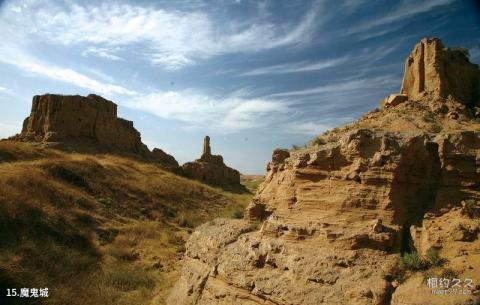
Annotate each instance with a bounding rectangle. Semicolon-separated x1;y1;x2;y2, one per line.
0;0;479;174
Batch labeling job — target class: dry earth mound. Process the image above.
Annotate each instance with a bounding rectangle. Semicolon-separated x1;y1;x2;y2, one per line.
169;38;480;305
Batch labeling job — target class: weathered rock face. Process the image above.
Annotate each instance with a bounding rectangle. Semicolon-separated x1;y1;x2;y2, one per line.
169;39;480;305
17;94;149;153
13;94;179;167
182;136;241;188
170;130;479;305
400;38;480;106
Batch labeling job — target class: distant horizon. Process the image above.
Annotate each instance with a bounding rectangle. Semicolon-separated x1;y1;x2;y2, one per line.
1;0;479;174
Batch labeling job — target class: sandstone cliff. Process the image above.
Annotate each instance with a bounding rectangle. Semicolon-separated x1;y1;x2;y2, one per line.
169;38;480;305
12;94;179;168
182;136;241;189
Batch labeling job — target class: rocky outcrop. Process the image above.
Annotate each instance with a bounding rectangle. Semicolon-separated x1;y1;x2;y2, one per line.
400;38;480;106
12;94;179;167
169;39;480;305
182;136;241;188
152;148;179;168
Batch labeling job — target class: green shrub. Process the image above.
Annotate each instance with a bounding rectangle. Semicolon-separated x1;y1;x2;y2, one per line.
97;197;113;206
425;248;442;266
398;252;426;270
232;209;244;219
463;199;480;218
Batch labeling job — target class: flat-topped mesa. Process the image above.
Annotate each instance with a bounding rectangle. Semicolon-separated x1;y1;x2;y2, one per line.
13;94;179;167
401;38;480;105
182;136;240;187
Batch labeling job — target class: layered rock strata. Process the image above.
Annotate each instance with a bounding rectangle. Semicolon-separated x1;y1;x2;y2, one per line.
169;38;480;305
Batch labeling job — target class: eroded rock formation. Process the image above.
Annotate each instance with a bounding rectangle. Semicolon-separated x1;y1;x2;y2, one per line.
12;94;179;167
182;136;241;188
169;38;480;305
400;38;480;106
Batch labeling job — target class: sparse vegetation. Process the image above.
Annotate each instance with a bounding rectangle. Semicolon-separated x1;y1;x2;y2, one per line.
429;123;443;133
398;252;427;271
463;199;480;218
422;111;435;123
312;136;326;145
399;248;446;272
425;248;442;266
232;209;244;219
0;141;256;305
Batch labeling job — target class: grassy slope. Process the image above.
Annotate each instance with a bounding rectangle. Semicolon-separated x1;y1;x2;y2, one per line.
0;141;255;305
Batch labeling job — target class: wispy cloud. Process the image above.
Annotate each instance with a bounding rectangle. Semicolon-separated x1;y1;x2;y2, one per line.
0;42;135;96
345;0;457;36
82;47;124;61
123;90;289;132
241;56;349;76
285;121;332;135
12;1;321;70
0;86;7;92
269;75;399;98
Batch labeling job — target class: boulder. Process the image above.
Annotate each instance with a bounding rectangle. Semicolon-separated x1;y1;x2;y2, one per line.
381;94;408;108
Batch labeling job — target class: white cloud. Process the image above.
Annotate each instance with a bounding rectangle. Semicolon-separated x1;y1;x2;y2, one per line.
470;46;480;63
82;47;124;61
269;75;399;97
122;90;289;132
0;87;7;92
241;56;349;76
8;1;320;70
285;121;331;135
0;122;21;139
0;42;135;96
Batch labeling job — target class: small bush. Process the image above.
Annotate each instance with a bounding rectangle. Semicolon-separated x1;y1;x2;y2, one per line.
313;137;326;145
106;269;154;291
249;220;262;231
177;215;193;228
463;199;480;218
425;248;442;266
398;252;426;270
49;166;88;188
167;234;184;247
422;112;435;123
97;197;112;206
74;197;94;210
232;209;244;219
429;123;443;133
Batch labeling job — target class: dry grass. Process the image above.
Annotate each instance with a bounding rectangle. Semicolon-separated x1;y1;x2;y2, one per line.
0;141;254;305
